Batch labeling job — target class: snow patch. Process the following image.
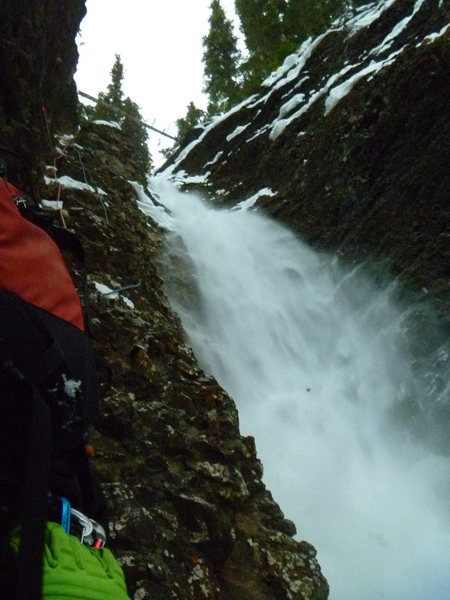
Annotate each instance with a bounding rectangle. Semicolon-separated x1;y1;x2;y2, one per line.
130;180;175;231
204;151;224;167
172;171;211;186
423;22;450;44
162;96;257;177
246;124;270;142
263;32;329;93
94;281;135;309
279;93;306;118
233;188;277;212
122;296;135;309
371;0;427;56
93;119;121;130
325;48;405;114
226;124;250;142
345;0;398;35
270;63;355;139
40;199;63;210
44;175;96;194
57;134;75;145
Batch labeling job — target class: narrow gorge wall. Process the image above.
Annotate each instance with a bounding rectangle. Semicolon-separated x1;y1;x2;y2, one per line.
0;0;86;188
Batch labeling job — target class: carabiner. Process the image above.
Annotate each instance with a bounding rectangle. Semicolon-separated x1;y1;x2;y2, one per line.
71;508;93;544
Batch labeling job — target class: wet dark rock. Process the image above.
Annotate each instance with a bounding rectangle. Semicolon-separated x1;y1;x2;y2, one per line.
0;0;86;190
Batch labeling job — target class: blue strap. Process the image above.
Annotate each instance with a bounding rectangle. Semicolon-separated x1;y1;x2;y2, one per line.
58;497;71;535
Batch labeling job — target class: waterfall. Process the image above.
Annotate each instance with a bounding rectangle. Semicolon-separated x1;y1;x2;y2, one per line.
150;178;450;600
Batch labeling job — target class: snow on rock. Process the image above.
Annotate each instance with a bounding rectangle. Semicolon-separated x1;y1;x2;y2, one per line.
43;174;107;198
233;188;277;212
171;170;211;187
130;180;175;231
94;281;135;309
163;96;258;176
44;174;96;193
270;63;356;139
92;119;122;130
167;0;446;153
226;124;250;142
423;22;450;44
325;47;405;115
263;0;444;137
262;33;329;91
57;134;75;145
40;199;64;210
204;151;224;167
345;0;398;35
370;0;427;56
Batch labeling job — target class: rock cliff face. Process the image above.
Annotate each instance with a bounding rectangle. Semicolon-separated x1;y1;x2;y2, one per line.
165;0;449;331
0;0;85;187
0;1;329;599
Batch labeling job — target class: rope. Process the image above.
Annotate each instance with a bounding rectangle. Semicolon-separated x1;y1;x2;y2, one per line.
55;181;67;228
75;148;109;225
40;104;68;228
41;105;55;152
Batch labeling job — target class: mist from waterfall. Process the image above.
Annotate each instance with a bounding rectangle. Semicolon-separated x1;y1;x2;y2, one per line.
152;179;450;600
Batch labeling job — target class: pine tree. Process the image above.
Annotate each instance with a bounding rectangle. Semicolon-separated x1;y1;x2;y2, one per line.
235;0;350;94
92;55;152;177
161;102;206;160
282;0;348;41
93;54;125;122
105;54;124;107
203;0;241;115
175;102;205;144
121;97;152;176
235;0;285;62
235;0;295;93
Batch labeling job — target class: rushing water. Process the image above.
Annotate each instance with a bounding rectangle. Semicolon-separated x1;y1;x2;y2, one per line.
151;178;450;600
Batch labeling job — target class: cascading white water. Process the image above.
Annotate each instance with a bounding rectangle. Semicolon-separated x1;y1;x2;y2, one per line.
151;179;450;600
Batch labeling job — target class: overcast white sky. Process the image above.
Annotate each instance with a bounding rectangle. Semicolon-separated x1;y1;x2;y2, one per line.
75;1;241;166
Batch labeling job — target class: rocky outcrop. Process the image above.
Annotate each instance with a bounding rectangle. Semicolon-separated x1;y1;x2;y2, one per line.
164;0;449;331
0;0;85;188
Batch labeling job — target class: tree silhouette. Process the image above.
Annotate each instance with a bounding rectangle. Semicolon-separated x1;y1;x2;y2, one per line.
92;55;152;177
203;0;241;114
